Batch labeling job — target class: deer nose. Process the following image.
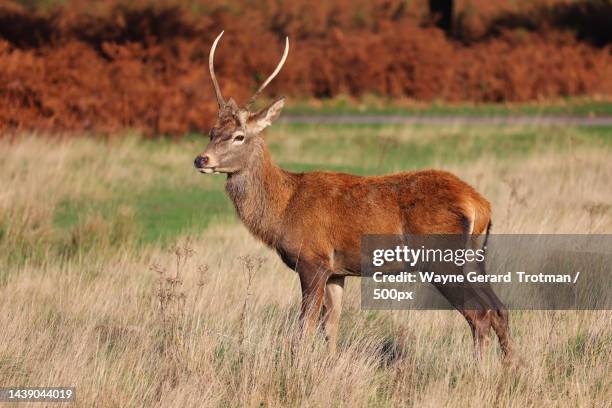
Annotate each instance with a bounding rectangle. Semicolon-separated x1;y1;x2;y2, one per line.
194;155;209;168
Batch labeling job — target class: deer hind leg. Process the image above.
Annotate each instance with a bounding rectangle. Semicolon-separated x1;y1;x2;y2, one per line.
459;308;492;361
434;278;494;361
477;282;518;363
490;305;518;365
322;276;345;353
432;255;494;361
475;245;519;363
436;283;494;361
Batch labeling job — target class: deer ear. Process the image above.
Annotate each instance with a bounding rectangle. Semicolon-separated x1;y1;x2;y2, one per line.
246;97;285;134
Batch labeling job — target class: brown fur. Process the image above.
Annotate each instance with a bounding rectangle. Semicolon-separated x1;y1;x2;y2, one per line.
228;142;491;274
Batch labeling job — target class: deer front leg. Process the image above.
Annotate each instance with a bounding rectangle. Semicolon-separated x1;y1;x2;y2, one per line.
322;276;345;353
297;262;328;338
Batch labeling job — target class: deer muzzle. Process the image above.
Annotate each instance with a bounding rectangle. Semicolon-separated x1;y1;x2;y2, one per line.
194;154;220;174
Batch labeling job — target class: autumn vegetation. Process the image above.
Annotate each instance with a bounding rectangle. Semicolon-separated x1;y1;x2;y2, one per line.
1;0;611;136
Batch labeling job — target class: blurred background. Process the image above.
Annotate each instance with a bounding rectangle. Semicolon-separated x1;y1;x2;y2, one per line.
0;0;610;136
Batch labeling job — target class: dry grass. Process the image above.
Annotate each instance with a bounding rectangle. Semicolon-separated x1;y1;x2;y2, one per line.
0;132;610;407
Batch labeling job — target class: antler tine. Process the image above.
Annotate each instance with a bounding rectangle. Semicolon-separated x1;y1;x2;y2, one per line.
247;37;289;108
209;31;226;108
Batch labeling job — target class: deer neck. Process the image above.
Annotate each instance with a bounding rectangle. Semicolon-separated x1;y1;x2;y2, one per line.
225;140;297;246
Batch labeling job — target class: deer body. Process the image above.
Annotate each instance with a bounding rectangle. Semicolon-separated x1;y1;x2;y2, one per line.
195;32;517;361
227;141;490;275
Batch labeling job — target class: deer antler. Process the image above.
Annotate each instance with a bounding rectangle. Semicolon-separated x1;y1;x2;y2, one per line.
247;37;289;107
209;31;226;108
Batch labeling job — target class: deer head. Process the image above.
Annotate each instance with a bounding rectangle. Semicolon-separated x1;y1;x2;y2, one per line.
194;31;289;174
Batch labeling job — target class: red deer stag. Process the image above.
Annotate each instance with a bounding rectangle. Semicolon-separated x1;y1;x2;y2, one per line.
194;32;517;361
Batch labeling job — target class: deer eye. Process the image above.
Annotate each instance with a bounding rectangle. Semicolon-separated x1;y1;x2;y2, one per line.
232;132;245;143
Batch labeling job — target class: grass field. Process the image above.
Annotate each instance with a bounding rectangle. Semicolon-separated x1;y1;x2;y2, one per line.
0;124;611;407
285;97;612;117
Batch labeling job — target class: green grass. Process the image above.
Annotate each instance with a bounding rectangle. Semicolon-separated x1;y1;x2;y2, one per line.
268;123;612;173
284;96;612;117
54;186;234;245
45;124;611;247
